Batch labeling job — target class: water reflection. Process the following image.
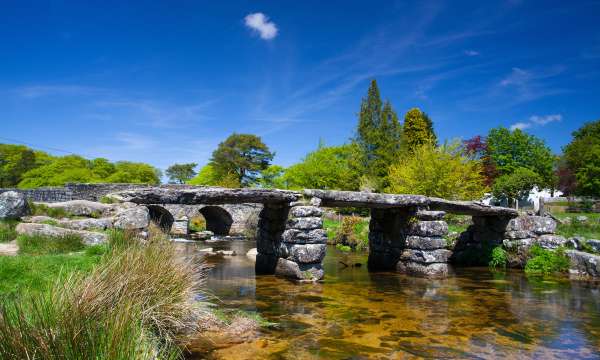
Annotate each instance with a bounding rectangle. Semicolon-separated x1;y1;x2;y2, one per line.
181;240;600;359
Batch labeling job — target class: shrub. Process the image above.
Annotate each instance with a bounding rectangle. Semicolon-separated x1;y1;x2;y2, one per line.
336;244;351;252
334;216;368;251
189;216;207;233
489;246;508;269
525;245;570;275
0;220;18;243
17;234;85;255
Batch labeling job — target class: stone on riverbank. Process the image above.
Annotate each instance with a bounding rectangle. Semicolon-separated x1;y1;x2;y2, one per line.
113;207;150;229
0;191;29;219
15;223;107;245
280;243;327;264
566;250;600;278
274;258;323;281
39;200;113;217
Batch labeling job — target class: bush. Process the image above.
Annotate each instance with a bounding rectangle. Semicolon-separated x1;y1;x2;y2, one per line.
489;246;507;269
333;216;369;252
525;245;570;275
0;220;18;243
189;216;206;233
17;234;85;255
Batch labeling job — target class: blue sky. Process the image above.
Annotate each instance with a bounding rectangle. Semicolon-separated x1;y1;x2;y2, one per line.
1;0;599;172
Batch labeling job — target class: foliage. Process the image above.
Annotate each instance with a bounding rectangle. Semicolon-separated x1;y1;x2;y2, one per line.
486;127;556;189
561;120;600;196
165;163;197;184
325;216;369;252
524;245;569;275
257;165;286;189
189;216;206;232
16;234;85;256
351;80;403;190
209;133;274;187
402;108;436;153
188;164;218;186
492;167;541;208
387;141;488;200
555;215;600;241
0;144;37;187
489;246;508;269
284;144;359;190
100;196;117;204
323;219;340;243
462;135;498;186
0;220;18;243
336;244;352;252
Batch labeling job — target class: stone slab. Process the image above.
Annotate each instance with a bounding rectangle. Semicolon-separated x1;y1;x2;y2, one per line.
400;249;452;264
405;236;447;250
396;261;449;278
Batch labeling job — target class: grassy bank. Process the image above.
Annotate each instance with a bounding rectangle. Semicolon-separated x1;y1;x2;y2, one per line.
323;216;369;252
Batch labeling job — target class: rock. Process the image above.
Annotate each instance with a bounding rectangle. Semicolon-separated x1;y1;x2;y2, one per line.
396;261;449;278
504;230;534;240
587;239;600;252
576;215;588;223
0;191;30;219
405;236;446;250
415;210;445;220
286;217;322;230
274;258;324;281
400;249;452;264
57;218;114;231
506;216;556;235
41;200;112;217
536;234;568;249
15;223;107;245
290;206;323;218
190;231;214;240
0;242;19;256
170;216;189;236
280;243;327;263
566;250;600;277
282;229;328;244
246;248;258;257
566;236;584;250
21;215;55;223
113;207;150;230
309;197;322;207
407;221;448;237
503;238;535;251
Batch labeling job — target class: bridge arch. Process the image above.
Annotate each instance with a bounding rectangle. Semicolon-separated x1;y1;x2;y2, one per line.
199;206;233;235
146;205;175;232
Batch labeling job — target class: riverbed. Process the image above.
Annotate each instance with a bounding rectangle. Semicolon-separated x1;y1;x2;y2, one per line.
180;239;600;359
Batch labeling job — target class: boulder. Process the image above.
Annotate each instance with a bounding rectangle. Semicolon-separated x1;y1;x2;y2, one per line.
396;261;449;278
415;210;445;220
274;258;323;281
280;243;327;263
400;249;452;264
41;200;112;217
286;217;322;230
536;234;568;249
282;229;328;244
0;191;30;219
587;239;600;253
405;236;446;250
407;221;448;237
57;218;114;231
15;223;107;245
566;236;584;250
113;207;150;230
290;206;323;218
506;216;556;235
21;215;56;223
0;242;19;256
566;250;600;277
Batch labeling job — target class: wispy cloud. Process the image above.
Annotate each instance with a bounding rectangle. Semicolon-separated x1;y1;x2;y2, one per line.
14;84;101;98
244;13;278;40
510;114;562;131
464;50;480;56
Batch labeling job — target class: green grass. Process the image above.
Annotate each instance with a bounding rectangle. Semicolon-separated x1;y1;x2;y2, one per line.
323;218;341;242
29;202;70;219
524;245;570;275
323;217;369;252
554;213;600;241
336;244;351;252
0;220;18;243
16;234;85;256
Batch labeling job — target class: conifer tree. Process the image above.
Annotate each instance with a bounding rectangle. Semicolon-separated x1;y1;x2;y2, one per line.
402;108;436;153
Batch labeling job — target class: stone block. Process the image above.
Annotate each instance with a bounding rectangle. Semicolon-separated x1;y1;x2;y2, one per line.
396;261;449;278
506;216;556;235
407;221;448;237
504;230;534;240
405;236;446;250
282;229;327;244
275;258;324;281
287;217;323;230
281;243;327;264
416;210;445;220
290;206;323;218
536;234;567;249
400;249;452;264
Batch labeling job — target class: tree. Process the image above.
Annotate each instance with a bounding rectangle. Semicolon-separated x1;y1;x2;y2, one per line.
486;127;556;190
209;133;274;187
462;136;498;186
492;167;541;209
166;163;197;184
104;162;161;184
0;144;38;187
562;120;600;196
351;80;402;190
258;165;286;189
386;141;488;200
187;164;240;188
284;144;359;190
402;108;437;153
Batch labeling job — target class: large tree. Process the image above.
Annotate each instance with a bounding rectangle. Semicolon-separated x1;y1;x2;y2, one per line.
209;133;274;187
352;80;402;190
166;163;197;184
486;127;556;190
402;108;437;153
492;167;541;209
562;120;600;196
0;144;37;187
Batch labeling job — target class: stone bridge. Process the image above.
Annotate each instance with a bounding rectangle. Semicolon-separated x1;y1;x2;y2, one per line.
110;186;521;281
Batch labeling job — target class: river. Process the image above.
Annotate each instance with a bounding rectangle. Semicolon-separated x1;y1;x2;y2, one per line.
180;239;600;359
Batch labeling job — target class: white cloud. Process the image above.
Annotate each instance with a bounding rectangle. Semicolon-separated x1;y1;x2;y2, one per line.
500;67;531;86
244;12;278;40
464;50;480;56
510;114;562;131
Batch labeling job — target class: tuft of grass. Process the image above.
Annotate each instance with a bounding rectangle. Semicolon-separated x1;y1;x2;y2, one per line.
525;245;570;275
17;234;85;256
29;201;70;219
489;246;508;269
0;220;18;243
99;196;117;204
336;244;351;252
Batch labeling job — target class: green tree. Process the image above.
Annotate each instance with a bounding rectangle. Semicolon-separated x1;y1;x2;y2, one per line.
209;133;274;187
0;144;38;187
402;108;437;153
562;120;600;196
258;165;286;189
91;158;116;179
486;127;556;190
492;167;541;209
351;80;402;190
165;163;197;184
106;162;161;185
18;155;96;188
188;165;218;186
386;141;488;200
284;144;359;190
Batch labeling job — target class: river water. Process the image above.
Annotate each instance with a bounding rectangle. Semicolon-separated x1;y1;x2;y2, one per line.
180;239;600;359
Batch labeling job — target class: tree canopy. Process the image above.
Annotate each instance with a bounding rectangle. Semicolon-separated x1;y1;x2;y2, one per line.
209;133;273;187
0;144;37;187
562;119;600;196
402;108;436;153
492;167;541;209
166;163;197;184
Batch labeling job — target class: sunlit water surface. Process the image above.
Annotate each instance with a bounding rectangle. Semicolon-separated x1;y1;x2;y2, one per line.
178;240;600;359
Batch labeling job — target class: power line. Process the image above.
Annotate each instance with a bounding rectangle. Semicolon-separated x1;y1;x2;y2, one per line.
0;136;94;158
